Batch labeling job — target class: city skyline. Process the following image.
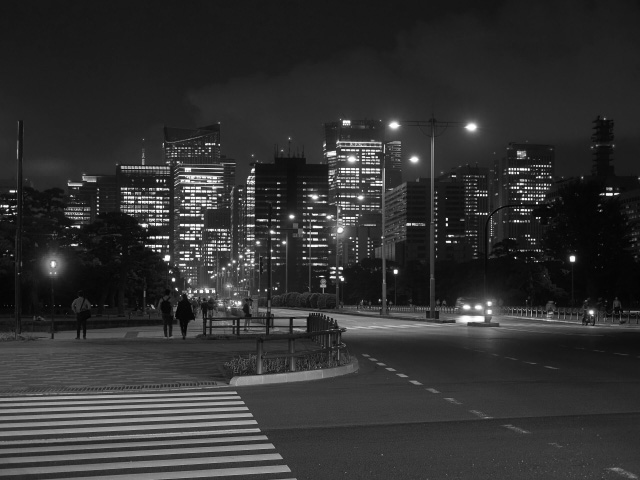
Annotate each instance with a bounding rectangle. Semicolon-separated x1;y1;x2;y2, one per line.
2;1;640;190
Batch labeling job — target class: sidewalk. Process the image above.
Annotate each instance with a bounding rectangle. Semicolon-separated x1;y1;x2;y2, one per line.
0;317;283;395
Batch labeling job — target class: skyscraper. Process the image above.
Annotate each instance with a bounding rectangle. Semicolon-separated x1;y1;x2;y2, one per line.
439;165;490;259
323;119;400;265
163;125;236;287
492;143;555;255
254;156;330;293
116;164;171;259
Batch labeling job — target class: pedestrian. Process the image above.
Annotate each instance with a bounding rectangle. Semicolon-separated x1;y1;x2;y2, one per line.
613;296;623;322
175;294;195;339
190;296;200;319
201;297;209;321
157;289;174;338
208;297;216;317
71;290;91;340
242;298;252;331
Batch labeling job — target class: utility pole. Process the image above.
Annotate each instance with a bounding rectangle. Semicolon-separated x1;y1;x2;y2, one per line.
15;121;24;337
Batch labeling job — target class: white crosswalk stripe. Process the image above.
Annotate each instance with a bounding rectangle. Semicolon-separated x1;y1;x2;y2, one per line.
0;390;295;479
347;323;441;330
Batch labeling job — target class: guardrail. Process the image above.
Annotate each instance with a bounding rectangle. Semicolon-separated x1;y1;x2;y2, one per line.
202;314;309;336
255;312;347;375
502;307;640;324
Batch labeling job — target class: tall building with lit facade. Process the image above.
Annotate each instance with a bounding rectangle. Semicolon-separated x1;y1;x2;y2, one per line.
163;125;236;288
492;143;555;255
439;165;490;259
65;175;118;225
116;164;171;259
254;156;330;293
385;178;434;266
323;119;400;264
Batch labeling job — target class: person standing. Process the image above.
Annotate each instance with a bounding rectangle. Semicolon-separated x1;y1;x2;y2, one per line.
242;298;252;332
175;294;195;339
71;290;91;340
157;289;174;338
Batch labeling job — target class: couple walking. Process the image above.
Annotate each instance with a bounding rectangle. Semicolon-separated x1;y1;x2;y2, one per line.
158;290;195;339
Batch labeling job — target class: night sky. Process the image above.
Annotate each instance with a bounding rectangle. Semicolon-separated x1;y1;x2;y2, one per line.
2;0;639;190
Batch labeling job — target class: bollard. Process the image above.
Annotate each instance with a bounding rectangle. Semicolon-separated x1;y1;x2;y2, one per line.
288;338;296;372
256;339;264;375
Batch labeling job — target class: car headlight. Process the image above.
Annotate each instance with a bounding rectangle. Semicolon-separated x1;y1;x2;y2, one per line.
474;304;482;311
588;309;595;315
463;305;471;310
486;309;493;315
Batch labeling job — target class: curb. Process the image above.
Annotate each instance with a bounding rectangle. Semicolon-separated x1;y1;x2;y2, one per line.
229;356;359;386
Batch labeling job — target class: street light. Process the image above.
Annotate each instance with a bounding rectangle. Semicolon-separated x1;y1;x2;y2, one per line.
48;258;58;339
390;118;477;319
393;268;398;307
569;254;576;307
309;194;319;292
327;206;343;308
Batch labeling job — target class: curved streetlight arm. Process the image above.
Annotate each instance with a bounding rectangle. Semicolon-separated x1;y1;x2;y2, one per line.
483;203;533;305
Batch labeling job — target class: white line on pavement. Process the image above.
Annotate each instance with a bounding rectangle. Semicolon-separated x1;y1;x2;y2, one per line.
386;368;396;372
444;398;462;405
502;424;530;434
426;388;440;394
469;410;493;419
607;467;639;479
396;374;408;378
544;366;559;370
409;380;422;386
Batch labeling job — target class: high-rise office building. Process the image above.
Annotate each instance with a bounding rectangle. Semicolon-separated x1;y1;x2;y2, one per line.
385;178;434;266
323;119;400;265
591;115;615;178
254;156;330;293
65;175;118;225
163;125;236;287
492;143;555;255
439;165;490;259
116;164;171;260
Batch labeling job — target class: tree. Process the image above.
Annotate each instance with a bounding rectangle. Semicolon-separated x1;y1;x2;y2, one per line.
541;180;638;302
75;212;164;316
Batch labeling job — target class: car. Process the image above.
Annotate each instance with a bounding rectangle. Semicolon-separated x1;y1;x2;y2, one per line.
454;297;485;314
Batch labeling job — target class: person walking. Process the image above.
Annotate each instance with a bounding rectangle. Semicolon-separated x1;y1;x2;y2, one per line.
201;297;209;322
242;298;252;332
71;290;91;339
613;296;623;323
157;289;174;338
175;294;195;339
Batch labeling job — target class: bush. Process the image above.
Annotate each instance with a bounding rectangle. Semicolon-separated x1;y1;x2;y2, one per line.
309;293;320;308
285;292;300;307
298;292;311;308
224;351;350;376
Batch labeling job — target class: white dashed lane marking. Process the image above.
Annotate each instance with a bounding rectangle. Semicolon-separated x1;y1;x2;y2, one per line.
444;398;462;405
469;410;493;419
409;380;422;386
607;467;639;479
502;424;530;434
426;388;440;394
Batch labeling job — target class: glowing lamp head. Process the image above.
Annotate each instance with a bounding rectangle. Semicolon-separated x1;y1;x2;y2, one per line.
465;123;478;132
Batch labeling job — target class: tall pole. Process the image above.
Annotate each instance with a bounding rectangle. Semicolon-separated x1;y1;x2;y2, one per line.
308;213;312;292
429;118;436;319
336;205;340;308
267;203;272;320
381;145;388;315
15;121;24;337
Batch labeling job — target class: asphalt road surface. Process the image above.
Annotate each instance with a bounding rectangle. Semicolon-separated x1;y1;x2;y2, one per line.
235;309;640;480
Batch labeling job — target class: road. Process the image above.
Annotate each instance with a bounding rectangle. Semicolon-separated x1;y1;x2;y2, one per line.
238;310;640;479
1;310;638;479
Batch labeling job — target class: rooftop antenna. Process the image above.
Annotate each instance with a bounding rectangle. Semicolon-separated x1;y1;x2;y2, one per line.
141;138;146;165
288;137;292;157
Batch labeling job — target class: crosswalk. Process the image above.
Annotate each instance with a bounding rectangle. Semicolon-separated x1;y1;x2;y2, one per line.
0;390;295;479
346;323;447;330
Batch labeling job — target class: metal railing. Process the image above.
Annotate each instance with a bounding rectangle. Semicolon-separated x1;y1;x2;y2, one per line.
502;307;640;324
254;313;347;375
202;314;308;336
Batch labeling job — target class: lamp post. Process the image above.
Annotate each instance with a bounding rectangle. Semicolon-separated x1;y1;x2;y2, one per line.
328;205;343;308
309;194;319;292
393;268;398;307
569;255;576;307
48;258;58;339
390;118;477;319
